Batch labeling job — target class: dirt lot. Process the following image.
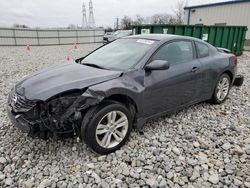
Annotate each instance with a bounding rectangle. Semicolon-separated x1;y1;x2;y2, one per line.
0;44;249;188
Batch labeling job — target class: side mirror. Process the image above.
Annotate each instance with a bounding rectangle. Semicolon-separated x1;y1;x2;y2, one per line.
145;60;170;71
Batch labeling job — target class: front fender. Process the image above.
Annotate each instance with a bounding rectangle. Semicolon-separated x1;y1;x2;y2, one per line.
61;70;145;123
86;72;145;114
87;70;145;114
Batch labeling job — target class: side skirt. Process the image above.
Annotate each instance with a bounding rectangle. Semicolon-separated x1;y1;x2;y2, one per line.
134;98;208;130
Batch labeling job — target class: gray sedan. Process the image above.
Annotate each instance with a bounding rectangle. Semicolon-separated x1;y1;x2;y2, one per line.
7;34;243;154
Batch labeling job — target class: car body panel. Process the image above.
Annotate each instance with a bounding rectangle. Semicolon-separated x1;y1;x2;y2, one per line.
143;58;202;117
7;34;239;137
15;62;122;101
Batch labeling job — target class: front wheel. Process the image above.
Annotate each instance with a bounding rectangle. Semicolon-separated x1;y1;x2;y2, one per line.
210;73;231;104
81;101;132;154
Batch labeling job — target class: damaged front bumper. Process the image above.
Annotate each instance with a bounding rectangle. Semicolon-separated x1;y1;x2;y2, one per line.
7;103;54;137
7;105;31;134
7;88;105;138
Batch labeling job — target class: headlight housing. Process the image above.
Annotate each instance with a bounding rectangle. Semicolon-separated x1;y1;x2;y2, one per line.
46;91;82;116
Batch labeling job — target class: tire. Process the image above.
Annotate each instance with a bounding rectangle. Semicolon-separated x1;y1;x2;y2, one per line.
81;100;132;155
210;73;231;104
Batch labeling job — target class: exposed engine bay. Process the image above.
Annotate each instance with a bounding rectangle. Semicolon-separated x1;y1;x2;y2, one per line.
7;89;104;139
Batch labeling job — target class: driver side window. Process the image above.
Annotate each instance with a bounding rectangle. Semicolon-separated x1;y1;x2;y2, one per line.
152;40;194;65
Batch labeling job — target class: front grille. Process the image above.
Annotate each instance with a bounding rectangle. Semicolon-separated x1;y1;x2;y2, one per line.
9;90;36;113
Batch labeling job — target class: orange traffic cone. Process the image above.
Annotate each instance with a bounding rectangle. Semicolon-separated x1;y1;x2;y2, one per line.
73;43;78;49
26;44;31;51
65;56;71;61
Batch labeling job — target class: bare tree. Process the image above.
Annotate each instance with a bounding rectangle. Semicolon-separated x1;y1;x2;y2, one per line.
120;16;133;30
133;14;145;25
151;14;171;24
172;0;188;24
168;16;177;24
119;1;187;28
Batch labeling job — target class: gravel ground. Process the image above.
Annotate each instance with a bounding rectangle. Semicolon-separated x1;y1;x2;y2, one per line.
0;44;250;188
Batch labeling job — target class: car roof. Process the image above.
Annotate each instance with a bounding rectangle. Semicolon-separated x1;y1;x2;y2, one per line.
125;34;203;42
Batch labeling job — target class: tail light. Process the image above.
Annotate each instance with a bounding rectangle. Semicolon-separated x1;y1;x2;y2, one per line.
230;55;237;65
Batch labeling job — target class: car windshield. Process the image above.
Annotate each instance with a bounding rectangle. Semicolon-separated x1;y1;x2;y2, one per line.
81;38;156;70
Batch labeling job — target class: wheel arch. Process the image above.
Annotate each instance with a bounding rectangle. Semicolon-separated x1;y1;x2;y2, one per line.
104;94;138;122
222;70;233;83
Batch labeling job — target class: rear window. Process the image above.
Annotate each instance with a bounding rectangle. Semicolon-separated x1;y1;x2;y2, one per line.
196;42;209;58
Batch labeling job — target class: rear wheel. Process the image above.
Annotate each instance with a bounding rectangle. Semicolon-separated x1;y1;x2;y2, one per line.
81;100;132;154
210;73;231;104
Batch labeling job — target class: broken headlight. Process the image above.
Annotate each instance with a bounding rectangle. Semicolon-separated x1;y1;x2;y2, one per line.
39;91;82;133
46;91;83;118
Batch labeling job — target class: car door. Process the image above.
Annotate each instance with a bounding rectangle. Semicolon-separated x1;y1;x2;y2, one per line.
143;40;202;117
195;41;216;99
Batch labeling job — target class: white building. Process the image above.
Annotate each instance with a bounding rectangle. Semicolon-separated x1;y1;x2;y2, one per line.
184;0;250;49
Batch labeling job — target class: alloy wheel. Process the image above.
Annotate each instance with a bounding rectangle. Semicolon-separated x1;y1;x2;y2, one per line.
216;77;230;101
95;111;129;148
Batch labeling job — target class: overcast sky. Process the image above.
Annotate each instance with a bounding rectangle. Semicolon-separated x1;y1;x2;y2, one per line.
0;0;229;28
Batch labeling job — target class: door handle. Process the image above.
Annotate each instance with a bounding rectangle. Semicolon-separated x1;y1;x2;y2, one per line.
191;66;200;72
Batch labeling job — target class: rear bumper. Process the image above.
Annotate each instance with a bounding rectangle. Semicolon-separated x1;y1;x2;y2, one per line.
7;105;31;134
233;75;244;87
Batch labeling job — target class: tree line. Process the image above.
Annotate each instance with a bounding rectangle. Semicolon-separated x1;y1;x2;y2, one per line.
106;0;187;31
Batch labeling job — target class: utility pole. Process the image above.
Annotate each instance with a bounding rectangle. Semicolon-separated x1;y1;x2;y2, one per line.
116;17;119;30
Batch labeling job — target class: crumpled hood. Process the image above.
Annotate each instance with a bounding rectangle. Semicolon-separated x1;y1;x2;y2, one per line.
15;62;122;100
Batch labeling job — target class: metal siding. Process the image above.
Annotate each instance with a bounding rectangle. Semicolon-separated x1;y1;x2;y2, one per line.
15;30;37;37
77;30;94;36
187;2;250;39
78;36;94;43
16;38;38;45
77;30;87;36
94;36;103;42
0;29;14;37
59;31;76;37
38;31;58;38
39;38;60;45
0;38;15;45
59;37;78;44
0;28;104;46
78;37;89;43
184;10;189;24
95;30;105;36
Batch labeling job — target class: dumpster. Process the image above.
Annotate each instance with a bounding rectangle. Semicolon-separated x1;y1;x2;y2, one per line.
132;24;247;56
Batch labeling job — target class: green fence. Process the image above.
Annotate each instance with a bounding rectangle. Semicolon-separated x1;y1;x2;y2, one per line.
132;24;248;56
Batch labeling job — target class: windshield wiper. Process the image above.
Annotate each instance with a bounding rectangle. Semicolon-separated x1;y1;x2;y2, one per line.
82;63;108;70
